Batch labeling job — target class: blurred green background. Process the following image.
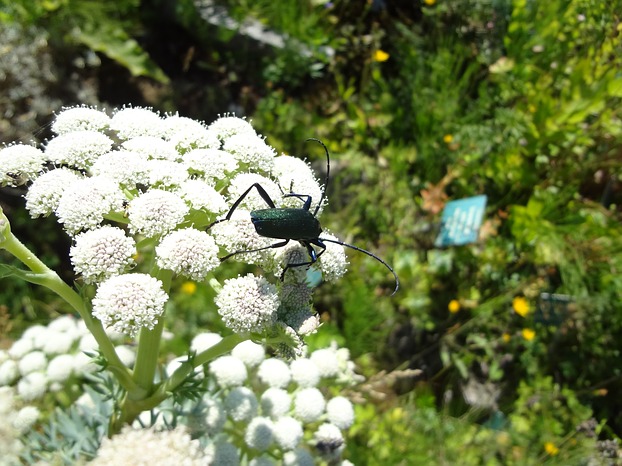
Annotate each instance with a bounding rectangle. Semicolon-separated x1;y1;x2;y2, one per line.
2;0;622;464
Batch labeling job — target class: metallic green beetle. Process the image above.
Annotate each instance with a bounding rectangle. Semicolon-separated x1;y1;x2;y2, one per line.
208;139;399;295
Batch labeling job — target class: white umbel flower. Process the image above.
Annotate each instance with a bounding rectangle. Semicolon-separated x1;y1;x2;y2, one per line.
177;179;228;214
159;114;208;140
183;148;238;181
18;351;47;375
209;355;248;388
245;416;274;451
44;130;113;169
227;173;281;211
91;274;168;337
17;372;48;401
7;338;34;359
293;387;326;423
208;115;256;141
290;358;320;388
146;160;189;188
310;347;340;378
190;332;222;353
203;441;240;466
260;387;291;418
90;426;205;466
231;340;265;367
0;144;46;186
12;406;40;434
326;396;355;429
0;360;19;386
318;233;348;282
46;354;75;383
122;136;180;161
283;448;315;466
223;133;276;172
211;209;273;265
25;168;83;217
70;226;136;283
155;228;219;280
273;416;303;450
202;397;226;435
249;456;276;466
257;358;291;388
168;125;220;153
314;423;345;460
215;274;279;334
90;150;150;188
128;189;189;238
273;155;324;213
270;242;310;282
110;107;162;140
225;386;258;422
55;177;124;234
52;106;111;135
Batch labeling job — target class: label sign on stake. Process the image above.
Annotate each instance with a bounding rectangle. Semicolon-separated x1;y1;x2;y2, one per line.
435;195;487;247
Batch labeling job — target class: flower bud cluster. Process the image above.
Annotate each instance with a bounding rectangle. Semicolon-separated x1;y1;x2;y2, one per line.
124;338;359;465
0;315;129;401
0;385;41;464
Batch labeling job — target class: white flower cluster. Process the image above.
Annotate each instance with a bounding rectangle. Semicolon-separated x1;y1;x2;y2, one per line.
0;315;130;401
3;105;349;345
0;386;40;464
90;425;205;466
130;338;358;465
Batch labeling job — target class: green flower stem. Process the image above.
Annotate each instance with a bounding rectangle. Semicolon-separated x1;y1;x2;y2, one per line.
116;267;173;432
0;218;135;392
131;267;172;394
132;318;165;396
192;333;247;368
112;330;247;433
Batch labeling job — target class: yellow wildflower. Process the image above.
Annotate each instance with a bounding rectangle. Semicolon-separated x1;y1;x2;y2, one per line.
544;442;559;456
448;299;461;314
522;328;535;341
424;0;436;5
512;296;530;317
373;50;390;62
390;407;404;422
443;134;454;144
502;332;511;343
180;281;197;295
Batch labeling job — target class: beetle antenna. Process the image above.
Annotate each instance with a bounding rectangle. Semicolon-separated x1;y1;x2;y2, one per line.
305;138;330;217
319;237;399;296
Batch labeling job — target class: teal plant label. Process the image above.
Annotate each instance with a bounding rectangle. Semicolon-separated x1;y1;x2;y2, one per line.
435;195;487;247
535;292;572;326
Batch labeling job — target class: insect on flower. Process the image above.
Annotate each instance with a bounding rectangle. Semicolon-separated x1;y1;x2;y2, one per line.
208;139;399;295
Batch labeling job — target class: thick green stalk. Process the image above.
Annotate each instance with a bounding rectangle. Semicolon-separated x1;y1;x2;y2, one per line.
0;214;135;391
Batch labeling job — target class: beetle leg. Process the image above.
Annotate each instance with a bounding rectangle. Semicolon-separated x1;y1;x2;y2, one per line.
220;240;289;262
282;193;312;211
279;240;327;281
208;183;277;230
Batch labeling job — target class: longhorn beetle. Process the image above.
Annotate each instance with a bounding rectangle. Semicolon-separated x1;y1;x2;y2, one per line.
207;138;399;295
